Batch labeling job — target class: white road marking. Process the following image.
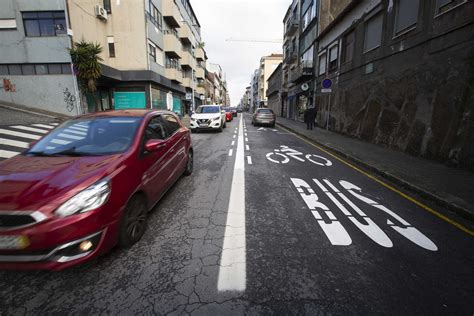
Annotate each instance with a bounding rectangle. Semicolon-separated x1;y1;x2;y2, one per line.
233;135;236;139
32;124;55;129
247;156;252;165
0;138;29;148
10;126;49;134
218;115;246;292
231;141;235;146
0;129;41;140
51;123;59;126
245;144;249;151
0;149;18;159
229;149;233;156
245;137;248;142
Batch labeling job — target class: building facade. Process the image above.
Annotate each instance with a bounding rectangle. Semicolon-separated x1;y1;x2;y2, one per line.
266;63;283;115
0;0;209;116
314;0;474;169
257;54;283;108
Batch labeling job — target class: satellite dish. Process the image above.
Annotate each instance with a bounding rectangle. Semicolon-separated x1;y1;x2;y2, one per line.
301;83;309;91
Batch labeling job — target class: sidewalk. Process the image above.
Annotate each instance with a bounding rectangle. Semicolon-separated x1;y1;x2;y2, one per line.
276;117;474;220
0;101;69;125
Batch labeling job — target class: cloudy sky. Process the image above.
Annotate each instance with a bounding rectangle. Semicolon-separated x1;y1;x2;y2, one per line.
192;0;289;106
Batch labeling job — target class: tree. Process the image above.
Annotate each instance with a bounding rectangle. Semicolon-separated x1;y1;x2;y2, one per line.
197;41;205;49
69;41;103;112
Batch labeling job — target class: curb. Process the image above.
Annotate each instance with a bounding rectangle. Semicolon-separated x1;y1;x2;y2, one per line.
277;122;474;222
0;103;70;121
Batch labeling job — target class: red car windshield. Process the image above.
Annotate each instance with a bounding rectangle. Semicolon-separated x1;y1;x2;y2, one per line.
26;117;143;157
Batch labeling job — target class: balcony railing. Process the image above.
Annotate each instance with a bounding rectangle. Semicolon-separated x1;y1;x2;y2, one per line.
285;15;299;36
290;63;314;83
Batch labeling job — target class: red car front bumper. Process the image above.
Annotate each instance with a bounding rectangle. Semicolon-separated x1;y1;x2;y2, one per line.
0;208;120;271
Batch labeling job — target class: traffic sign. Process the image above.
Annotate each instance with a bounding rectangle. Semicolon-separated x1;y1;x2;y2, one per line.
321;88;332;93
322;78;332;89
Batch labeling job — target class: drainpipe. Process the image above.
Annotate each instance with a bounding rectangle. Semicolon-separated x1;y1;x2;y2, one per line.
64;0;82;116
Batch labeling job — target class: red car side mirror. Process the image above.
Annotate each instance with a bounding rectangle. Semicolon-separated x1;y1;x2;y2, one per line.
145;139;166;152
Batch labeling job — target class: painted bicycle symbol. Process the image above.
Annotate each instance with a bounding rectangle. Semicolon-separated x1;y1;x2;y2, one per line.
266;145;332;166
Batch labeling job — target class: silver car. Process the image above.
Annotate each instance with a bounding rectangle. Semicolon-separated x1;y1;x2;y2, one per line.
252;108;276;127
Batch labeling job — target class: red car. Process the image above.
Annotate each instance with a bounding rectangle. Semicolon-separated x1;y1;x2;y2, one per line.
0;110;193;270
224;107;233;122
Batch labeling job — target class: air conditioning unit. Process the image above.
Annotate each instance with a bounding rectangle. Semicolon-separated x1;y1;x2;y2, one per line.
95;5;108;21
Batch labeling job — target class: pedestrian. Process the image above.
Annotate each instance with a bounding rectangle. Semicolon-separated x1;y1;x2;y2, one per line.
304;108;311;130
308;106;317;130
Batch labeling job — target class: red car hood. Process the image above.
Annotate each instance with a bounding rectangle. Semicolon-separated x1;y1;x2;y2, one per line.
0;155;124;212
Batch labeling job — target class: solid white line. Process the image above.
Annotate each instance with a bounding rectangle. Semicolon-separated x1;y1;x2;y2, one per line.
0;138;29;148
229;149;233;156
218;115;246;292
10;126;49;134
0;149;18;159
32;124;55;129
245;144;249;151
0;129;41;140
247;156;252;165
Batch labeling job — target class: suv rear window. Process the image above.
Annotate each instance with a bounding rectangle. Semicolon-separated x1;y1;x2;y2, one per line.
257;109;274;114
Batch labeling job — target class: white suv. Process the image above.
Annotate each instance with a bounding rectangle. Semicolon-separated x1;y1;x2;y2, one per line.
190;105;227;132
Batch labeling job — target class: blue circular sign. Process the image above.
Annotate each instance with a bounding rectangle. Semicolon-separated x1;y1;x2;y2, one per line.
322;78;332;89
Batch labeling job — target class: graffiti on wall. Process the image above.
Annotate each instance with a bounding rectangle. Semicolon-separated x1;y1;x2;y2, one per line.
63;88;76;112
2;78;16;92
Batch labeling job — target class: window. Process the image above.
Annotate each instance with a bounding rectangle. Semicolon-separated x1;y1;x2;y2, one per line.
342;31;355;64
144;116;166;142
103;0;112;13
151;4;162;30
364;13;383;52
394;0;419;35
107;36;115;58
435;0;466;14
302;46;314;68
318;52;327;75
0;63;72;75
302;4;315;30
22;11;66;37
163;114;180;136
149;42;157;62
328;44;339;72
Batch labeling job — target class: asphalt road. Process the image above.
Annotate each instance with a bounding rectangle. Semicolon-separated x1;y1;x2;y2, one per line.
0;113;472;315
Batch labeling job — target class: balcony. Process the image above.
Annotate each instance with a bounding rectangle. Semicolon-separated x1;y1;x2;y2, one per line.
196;66;205;79
196;86;206;95
285;49;298;64
181;50;195;69
164;30;182;59
285;16;299;37
178;23;193;45
162;0;181;28
195;47;205;61
165;67;183;83
182;77;196;89
290;63;314;83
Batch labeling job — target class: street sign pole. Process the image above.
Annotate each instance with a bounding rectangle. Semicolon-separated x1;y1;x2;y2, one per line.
321;78;333;130
327;93;331;130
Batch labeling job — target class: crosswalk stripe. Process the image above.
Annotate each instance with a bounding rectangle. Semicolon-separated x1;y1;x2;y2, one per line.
10;126;49;134
57;133;84;140
0;138;29;149
63;129;86;136
0;149;18;159
51;139;71;145
0;129;41;140
32;124;55;129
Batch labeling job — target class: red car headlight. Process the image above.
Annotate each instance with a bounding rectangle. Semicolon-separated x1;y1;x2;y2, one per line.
55;180;111;217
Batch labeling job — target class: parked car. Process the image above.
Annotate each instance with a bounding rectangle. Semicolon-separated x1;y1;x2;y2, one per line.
252;108;276;127
223;107;233;122
230;107;238;117
190;105;227;132
237;107;243;113
0;110;193;270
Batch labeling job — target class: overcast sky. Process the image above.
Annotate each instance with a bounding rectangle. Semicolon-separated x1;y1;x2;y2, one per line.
192;0;289;106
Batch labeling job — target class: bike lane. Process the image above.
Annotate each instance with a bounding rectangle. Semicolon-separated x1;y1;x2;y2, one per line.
242;115;473;314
